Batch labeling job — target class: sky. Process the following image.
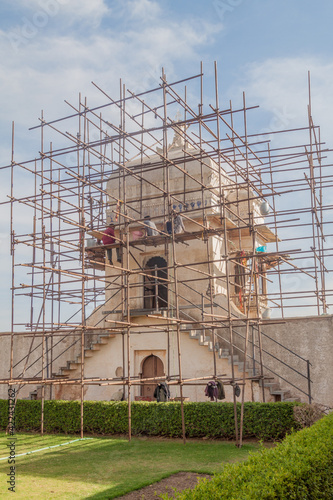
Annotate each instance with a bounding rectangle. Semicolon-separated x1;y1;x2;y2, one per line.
0;0;333;329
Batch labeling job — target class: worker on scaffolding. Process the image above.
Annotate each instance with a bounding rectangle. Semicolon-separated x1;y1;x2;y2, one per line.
143;215;159;236
166;211;186;235
173;210;185;234
102;223;121;265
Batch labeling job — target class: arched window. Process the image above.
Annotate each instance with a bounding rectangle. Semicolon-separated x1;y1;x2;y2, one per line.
144;256;168;310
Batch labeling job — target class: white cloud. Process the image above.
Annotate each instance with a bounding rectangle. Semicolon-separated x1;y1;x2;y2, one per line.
0;3;222;136
127;0;162;22
3;0;110;31
233;57;333;145
56;0;109;23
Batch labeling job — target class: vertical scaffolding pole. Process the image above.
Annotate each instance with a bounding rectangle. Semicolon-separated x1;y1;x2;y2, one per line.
40;110;46;435
9;122;15;426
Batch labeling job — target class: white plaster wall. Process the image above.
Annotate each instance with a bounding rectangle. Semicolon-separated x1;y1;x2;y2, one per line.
0;332;80;400
261;315;333;406
57;322;257;403
106;151;230;226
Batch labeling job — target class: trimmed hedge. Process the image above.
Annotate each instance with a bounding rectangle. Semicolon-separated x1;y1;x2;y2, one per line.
0;400;301;440
169;411;333;499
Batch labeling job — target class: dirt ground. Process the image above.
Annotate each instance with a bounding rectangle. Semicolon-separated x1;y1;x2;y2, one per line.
117;472;211;499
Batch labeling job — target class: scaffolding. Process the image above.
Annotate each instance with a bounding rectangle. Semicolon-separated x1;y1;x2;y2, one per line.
1;63;332;446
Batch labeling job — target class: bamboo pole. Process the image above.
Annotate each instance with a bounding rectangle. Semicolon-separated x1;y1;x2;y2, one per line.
4;63;330;429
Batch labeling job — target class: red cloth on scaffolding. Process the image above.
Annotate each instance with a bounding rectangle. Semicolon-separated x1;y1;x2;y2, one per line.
102;226;115;245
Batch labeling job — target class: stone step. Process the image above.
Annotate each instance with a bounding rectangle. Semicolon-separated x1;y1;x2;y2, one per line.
68;362;80;370
84;349;95;357
270;390;291;401
225;355;240;364
262;382;280;390
218;350;238;360
189;329;199;339
84;350;94;358
52;372;66;378
98;337;110;344
199;335;209;346
208;341;219;352
218;348;230;357
61;369;72;376
90;343;102;350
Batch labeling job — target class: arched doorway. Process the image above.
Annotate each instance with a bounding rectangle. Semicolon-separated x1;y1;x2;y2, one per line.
141;354;164;399
144;256;168;310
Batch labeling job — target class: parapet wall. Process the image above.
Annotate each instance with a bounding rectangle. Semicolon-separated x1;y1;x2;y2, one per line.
262;315;333;406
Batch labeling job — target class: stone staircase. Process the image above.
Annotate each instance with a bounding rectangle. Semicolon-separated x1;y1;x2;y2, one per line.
29;333;115;399
56;333;115;378
183;324;300;402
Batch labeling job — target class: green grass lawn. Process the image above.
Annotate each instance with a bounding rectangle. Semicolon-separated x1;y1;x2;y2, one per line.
0;432;260;499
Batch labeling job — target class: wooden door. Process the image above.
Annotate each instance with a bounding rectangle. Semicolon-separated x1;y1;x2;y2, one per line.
141;355;164;399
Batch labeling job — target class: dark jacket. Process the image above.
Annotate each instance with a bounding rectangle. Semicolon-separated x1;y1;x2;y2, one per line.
154;382;170;402
216;379;226;400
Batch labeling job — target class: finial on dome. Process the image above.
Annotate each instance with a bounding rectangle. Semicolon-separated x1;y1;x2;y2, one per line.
170;112;188;150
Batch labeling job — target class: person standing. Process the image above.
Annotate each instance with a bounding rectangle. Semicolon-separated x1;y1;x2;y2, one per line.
143;215;159;236
173;211;185;234
102;223;121;265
